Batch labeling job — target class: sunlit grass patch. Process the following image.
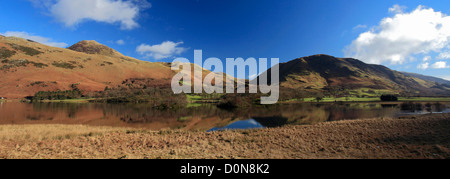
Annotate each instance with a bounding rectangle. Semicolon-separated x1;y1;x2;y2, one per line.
186;95;203;102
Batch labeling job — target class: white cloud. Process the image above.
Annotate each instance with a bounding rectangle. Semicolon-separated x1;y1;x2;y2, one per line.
352;24;367;31
116;39;125;45
34;0;151;30
345;5;450;65
431;61;449;69
437;52;450;59
0;31;68;48
389;4;407;14
423;56;431;62
417;62;429;70
136;41;188;60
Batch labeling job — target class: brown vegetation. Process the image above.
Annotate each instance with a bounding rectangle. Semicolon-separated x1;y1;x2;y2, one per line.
0;113;448;159
0;37;176;98
0;37;234;99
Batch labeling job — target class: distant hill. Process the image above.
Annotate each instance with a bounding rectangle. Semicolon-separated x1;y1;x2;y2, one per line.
401;72;450;86
254;54;450;96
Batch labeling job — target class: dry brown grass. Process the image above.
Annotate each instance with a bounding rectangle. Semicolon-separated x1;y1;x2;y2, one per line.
0;114;449;159
0;124;130;141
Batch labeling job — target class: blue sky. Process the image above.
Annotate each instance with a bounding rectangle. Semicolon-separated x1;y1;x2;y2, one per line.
1;0;450;80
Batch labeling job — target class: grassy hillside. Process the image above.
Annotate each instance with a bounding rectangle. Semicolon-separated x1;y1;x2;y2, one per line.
254;54;450;97
0;36;232;99
0;36;177;98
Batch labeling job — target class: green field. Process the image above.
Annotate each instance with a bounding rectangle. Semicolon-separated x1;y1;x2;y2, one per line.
186;95;203;102
186;94;222;103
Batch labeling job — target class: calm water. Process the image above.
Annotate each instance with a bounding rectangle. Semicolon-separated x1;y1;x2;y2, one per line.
0;102;448;131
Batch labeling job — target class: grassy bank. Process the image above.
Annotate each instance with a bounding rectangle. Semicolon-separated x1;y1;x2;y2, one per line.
38;98;95;103
186;94;221;103
398;97;450;102
283;97;450;103
0;113;449;159
21;94;450;105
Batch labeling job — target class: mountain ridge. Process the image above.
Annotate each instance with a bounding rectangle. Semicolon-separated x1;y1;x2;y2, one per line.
254;54;450;96
401;72;450;86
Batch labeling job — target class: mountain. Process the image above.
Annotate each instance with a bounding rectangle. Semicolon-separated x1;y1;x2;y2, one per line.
68;40;129;59
255;54;450;96
0;36;238;99
0;36;177;98
401;72;450;86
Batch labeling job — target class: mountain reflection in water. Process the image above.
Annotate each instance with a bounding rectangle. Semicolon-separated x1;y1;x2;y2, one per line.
0;102;447;131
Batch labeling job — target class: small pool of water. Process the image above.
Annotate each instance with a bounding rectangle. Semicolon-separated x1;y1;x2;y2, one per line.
207;119;264;132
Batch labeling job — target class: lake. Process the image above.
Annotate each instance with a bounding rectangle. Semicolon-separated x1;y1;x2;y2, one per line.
0;102;448;131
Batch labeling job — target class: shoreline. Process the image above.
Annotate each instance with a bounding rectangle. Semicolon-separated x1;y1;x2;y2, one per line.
5;97;450;105
0;113;449;159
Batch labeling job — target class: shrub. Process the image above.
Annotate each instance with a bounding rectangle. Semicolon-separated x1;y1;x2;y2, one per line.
33;90;83;101
98;87;187;109
0;59;48;70
0;59;29;70
0;47;16;58
52;61;77;69
30;81;45;87
8;44;42;56
380;95;398;101
217;94;256;109
31;62;48;68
